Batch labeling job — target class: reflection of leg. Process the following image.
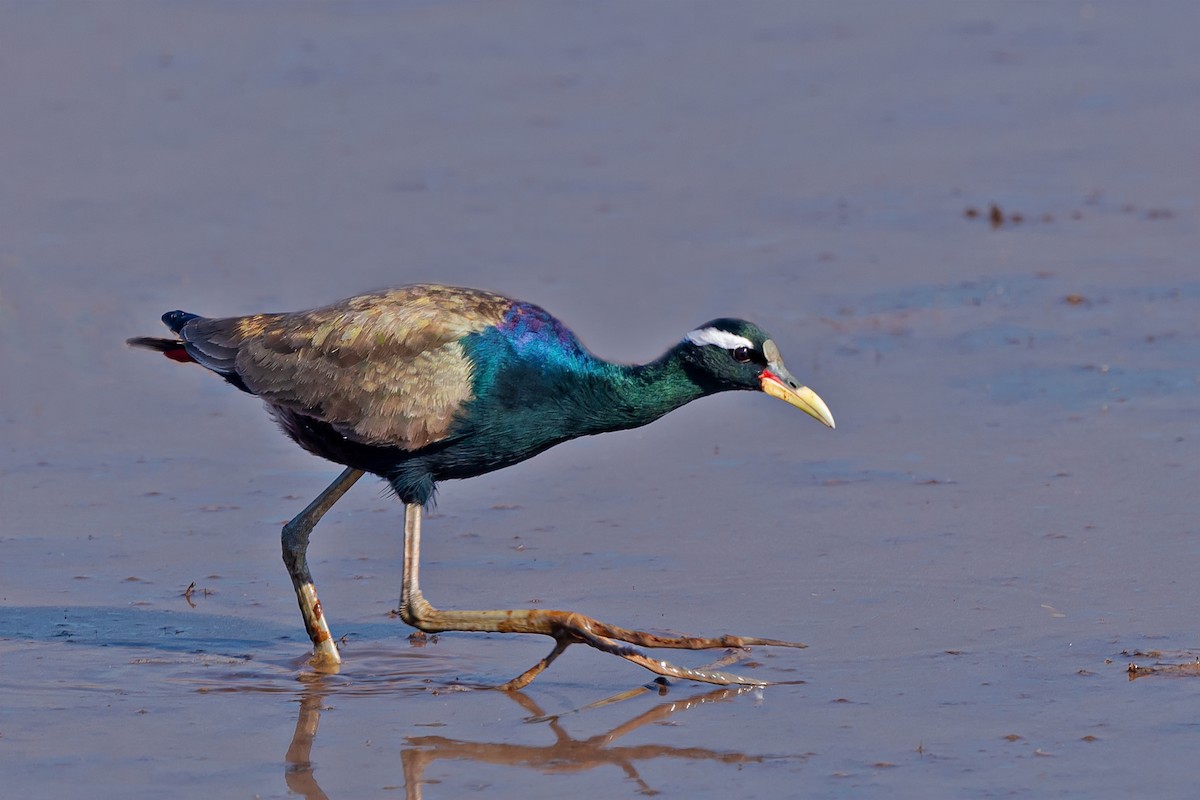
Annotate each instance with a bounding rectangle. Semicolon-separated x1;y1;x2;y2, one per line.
396;503;806;688
401;747;436;800
284;682;331;800
404;685;760;798
281;468;364;665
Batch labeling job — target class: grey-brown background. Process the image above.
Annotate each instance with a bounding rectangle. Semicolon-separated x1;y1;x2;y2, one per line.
2;2;1197;797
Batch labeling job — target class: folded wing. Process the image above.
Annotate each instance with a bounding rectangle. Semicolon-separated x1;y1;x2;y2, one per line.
178;285;511;451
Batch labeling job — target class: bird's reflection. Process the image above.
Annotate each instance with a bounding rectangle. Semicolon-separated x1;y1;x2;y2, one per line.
284;672;779;799
285;674;333;800
403;685;761;798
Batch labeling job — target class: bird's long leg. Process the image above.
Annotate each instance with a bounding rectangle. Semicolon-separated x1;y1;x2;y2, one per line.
281;467;364;667
398;503;805;689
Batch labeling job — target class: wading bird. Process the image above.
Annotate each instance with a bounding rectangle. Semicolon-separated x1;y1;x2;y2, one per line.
129;284;834;688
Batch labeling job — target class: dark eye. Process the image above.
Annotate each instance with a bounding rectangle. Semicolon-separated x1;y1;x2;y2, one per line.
731;346;753;363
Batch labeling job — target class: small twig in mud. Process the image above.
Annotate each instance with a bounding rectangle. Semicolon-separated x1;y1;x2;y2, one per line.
181;581;212;607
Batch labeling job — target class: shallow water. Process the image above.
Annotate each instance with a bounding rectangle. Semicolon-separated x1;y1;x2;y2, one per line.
2;2;1197;797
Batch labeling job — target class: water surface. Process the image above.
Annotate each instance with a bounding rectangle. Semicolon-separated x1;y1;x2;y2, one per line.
2;2;1197;797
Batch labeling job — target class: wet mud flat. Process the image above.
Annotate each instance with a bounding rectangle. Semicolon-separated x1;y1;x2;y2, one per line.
2;2;1198;798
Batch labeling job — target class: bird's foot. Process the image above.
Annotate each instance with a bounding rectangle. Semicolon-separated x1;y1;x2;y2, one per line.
491;608;805;690
308;640;343;674
399;589;803;689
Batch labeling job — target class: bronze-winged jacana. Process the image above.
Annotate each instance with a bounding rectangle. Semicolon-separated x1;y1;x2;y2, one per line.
129;284;835;688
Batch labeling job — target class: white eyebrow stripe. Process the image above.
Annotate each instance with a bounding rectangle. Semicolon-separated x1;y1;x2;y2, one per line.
685;327;755;350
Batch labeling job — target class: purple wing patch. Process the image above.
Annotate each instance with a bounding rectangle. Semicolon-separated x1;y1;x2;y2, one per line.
498;303;590;362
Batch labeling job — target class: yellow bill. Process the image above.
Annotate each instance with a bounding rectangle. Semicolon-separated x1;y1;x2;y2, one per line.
758;341;835;428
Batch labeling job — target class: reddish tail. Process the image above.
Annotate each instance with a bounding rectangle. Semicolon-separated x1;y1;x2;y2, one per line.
126;336;194;363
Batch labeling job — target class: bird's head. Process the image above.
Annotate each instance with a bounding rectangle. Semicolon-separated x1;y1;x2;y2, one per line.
678;319;835;429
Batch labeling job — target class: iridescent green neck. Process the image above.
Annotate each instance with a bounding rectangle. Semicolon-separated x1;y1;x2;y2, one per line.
577;345;708;434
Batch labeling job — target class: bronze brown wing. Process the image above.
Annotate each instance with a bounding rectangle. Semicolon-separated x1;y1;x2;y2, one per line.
178;284;512;451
